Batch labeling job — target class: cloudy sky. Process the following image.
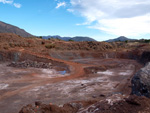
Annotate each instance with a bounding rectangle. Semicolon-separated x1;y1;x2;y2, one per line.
0;0;150;41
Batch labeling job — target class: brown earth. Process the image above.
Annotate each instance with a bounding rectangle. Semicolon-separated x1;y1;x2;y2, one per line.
0;33;150;113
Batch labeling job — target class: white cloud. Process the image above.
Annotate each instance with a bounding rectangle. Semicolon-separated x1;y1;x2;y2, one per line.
56;2;66;9
69;0;150;37
67;8;74;12
14;3;21;8
0;0;13;4
0;0;21;8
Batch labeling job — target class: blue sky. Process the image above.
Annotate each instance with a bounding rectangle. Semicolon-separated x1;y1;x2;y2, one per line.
0;0;150;41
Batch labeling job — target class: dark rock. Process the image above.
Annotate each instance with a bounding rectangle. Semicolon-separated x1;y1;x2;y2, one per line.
131;62;150;98
81;84;84;86
100;94;105;97
35;101;42;106
125;97;141;106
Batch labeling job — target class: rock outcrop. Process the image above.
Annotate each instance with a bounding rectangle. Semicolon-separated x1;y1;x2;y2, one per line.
131;62;150;97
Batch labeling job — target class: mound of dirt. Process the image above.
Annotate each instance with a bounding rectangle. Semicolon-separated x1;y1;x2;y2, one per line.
79;95;150;113
47;41;113;51
19;101;82;113
19;95;150;113
0;33;43;50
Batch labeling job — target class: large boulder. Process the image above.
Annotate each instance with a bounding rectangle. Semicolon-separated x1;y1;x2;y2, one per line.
131;62;150;97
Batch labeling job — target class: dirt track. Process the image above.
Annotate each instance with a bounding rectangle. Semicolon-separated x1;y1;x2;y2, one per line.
0;49;142;113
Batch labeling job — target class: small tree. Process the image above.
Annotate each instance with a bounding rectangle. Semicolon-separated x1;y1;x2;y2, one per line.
125;40;128;43
39;36;43;39
68;39;74;41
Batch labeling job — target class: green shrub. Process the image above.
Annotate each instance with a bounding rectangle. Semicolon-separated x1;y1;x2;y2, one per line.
68;39;74;41
39;36;43;39
144;39;150;43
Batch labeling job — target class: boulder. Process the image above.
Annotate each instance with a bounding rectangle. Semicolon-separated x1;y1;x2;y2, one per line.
131;62;150;97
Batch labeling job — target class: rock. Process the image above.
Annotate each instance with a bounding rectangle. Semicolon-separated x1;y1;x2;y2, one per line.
35;101;42;106
125;97;141;106
100;94;105;97
131;62;150;98
92;95;97;98
81;84;84;86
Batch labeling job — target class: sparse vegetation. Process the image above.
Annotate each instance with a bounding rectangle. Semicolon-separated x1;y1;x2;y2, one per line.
144;39;150;43
45;43;55;49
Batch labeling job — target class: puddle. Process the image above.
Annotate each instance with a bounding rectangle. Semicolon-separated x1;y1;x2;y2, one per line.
59;70;66;75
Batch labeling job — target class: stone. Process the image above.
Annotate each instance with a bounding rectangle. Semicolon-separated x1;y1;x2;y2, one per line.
100;94;105;97
35;101;42;106
131;62;150;98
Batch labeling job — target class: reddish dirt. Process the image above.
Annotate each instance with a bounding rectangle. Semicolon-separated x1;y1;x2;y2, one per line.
78;95;150;113
0;33;149;113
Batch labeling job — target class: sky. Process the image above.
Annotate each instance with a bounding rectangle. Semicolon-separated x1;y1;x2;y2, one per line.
0;0;150;41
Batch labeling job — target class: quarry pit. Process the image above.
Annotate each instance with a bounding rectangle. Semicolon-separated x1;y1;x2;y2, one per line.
0;50;143;113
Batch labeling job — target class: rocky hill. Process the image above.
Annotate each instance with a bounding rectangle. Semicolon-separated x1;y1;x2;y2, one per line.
106;36;136;42
70;36;96;42
0;21;33;37
0;21;96;41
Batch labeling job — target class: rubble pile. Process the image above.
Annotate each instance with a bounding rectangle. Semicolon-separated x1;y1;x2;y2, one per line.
8;60;52;69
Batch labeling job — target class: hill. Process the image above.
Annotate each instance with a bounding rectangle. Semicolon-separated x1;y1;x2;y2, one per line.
70;36;96;42
0;21;96;41
0;21;33;37
42;35;71;41
42;35;96;42
106;36;136;42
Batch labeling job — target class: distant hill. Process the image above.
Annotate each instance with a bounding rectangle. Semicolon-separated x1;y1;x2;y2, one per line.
0;21;96;41
0;21;33;37
70;36;96;42
42;35;71;41
106;36;136;42
42;35;96;42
